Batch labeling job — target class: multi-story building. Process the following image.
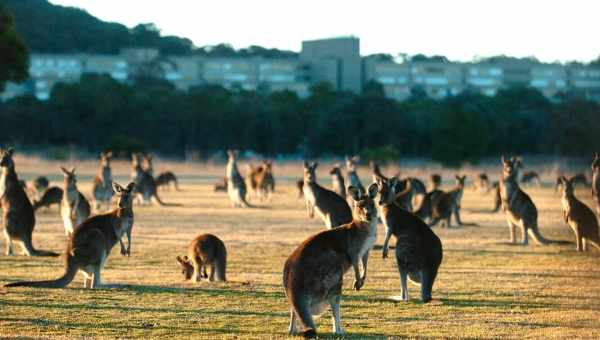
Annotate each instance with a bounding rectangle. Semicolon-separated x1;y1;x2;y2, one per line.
300;36;362;93
363;57;411;100
529;64;567;99
464;63;503;97
567;65;600;101
28;54;83;100
410;61;464;99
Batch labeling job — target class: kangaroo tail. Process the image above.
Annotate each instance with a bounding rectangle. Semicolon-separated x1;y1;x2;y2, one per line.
5;255;77;288
215;257;227;282
528;225;570;245
289;293;316;338
408;272;421;285
152;193;182;207
23;238;59;257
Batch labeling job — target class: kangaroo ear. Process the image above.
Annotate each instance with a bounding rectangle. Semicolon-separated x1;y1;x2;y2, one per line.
303;161;309;169
348;186;361;201
6;147;14;156
60;167;69;176
126;182;135;192
176;256;188;266
501;155;507;164
455;175;460;180
367;183;378;198
70;167;76;174
312;162;318;170
112;182;124;193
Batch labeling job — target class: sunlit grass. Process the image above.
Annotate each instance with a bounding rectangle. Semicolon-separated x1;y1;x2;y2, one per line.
1;161;600;338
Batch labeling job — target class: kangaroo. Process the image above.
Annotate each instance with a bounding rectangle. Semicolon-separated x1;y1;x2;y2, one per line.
329;164;346;198
143;154;154;177
26;176;50;200
156;171;180;191
303;162;353;229
253;161;275;200
296;179;304;199
60;167;91;236
491;181;501;213
284;184;379;338
429;175;476;228
559;176;600;252
375;177;443;303
370;162;426;211
131;153;179;206
345;155;365;196
91;151;113;211
226;150;251;207
1;148;58;257
245;164;260;199
5;182;135;289
473;173;490;192
32;186;63;211
176;234;227;282
214;177;228;192
556;173;589;192
430;174;442;191
500;156;566;245
592;153;600;215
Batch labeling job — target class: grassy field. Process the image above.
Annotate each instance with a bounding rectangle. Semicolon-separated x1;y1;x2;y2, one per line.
1;158;600;339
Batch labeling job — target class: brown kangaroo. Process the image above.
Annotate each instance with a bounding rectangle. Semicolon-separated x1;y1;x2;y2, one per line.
490;181;501;213
329;164;346;198
1;148;58;257
131;153;179;206
591;153;600;215
32;186;63;211
370;162;426;211
176;234;227;282
155;171;180;191
91;151;113;211
345;155;365;195
500;156;566;245
60;167;91;236
555;173;589;192
473;173;490;192
5;182;135;289
214;177;228;192
428;175;476;228
559;176;600;252
283;184;379;338
376;177;443;303
254;161;275;200
430;174;442;191
303;162;352;229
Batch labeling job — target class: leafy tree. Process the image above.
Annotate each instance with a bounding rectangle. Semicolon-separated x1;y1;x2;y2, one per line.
0;4;28;91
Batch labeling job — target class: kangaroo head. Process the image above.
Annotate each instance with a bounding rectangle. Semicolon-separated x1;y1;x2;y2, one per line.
60;167;77;188
375;176;399;206
0;147;15;169
176;255;194;280
345;155;359;171
262;160;272;172
131;152;142;167
348;183;378;222
329;164;341;176
501;155;519;180
558;176;574;195
455;175;467;188
144;154;153;169
227;150;239;162
592;153;600;173
303;161;318;183
100;151;113;166
113;182;135;209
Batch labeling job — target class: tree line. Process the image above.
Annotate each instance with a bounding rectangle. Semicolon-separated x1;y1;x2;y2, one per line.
1;74;599;166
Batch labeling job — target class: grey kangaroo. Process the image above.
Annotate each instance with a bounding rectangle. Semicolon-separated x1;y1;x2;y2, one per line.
226;150;251;207
559;176;600;252
1;148;58;257
283;184;378;338
91;151;113;211
329;164;346;198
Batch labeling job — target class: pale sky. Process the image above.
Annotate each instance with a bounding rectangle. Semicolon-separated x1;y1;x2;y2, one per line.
50;0;600;63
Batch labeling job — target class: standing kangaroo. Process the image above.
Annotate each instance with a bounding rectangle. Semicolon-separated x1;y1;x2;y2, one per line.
226;150;251;207
329;164;346;198
156;171;180;191
303;162;353;229
91;151;113;211
376;177;443;303
500;156;564;245
592;153;600;216
5;182;135;289
283;184;379;338
1;148;58;257
176;234;227;282
345;155;365;196
131;153;179;206
559;176;600;252
60;167;91;236
254;160;276;200
429;175;476;228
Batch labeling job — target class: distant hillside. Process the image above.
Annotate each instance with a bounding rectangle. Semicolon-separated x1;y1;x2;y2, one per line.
1;0;297;58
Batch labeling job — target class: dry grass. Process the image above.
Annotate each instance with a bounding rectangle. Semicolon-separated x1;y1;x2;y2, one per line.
1;160;600;339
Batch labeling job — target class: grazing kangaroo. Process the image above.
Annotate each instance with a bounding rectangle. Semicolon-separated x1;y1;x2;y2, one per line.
5;182;135;289
345;155;365;196
303;162;353;229
559;176;600;252
429;175;475;228
1;148;58;257
176;234;227;282
329;164;346;198
32;186;63;211
131;153;179;206
593;153;600;215
60;167;91;236
284;184;379;338
375;177;443;303
226;150;251;207
500;156;566;245
92;151;113;211
430;174;442;191
156;171;180;191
